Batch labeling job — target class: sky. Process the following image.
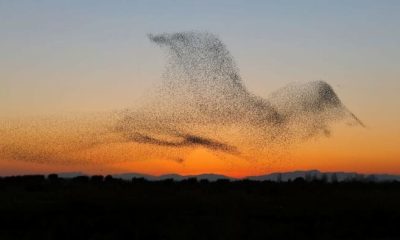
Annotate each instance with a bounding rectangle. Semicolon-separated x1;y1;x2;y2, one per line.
0;0;399;176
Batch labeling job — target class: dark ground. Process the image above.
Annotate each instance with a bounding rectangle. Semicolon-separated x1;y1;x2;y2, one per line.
0;175;399;240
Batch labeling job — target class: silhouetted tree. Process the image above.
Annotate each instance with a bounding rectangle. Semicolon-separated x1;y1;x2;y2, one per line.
72;175;89;183
294;177;305;183
48;174;59;182
105;175;114;183
216;179;230;184
320;174;328;183
331;173;338;183
90;175;104;183
161;178;174;185
305;173;312;182
277;173;282;183
366;175;377;183
182;177;198;184
132;177;147;184
199;179;209;184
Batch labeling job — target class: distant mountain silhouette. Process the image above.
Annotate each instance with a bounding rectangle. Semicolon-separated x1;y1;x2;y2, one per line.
109;170;400;182
56;172;85;178
113;172;159;181
4;170;398;182
248;170;400;182
247;170;356;182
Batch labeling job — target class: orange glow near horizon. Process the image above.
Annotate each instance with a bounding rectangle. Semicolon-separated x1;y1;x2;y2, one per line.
1;122;399;178
0;112;399;177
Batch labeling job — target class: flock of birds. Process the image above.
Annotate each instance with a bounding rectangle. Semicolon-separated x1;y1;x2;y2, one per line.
0;32;363;165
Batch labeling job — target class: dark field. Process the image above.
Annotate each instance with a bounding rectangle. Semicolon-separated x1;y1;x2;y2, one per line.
0;175;399;240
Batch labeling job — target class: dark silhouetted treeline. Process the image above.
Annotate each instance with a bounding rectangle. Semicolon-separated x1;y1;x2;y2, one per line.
0;174;399;240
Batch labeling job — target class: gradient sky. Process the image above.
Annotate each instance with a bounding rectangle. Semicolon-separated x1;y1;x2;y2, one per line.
1;0;399;176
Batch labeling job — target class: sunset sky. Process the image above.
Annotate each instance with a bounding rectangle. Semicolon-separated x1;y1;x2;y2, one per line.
1;0;399;177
